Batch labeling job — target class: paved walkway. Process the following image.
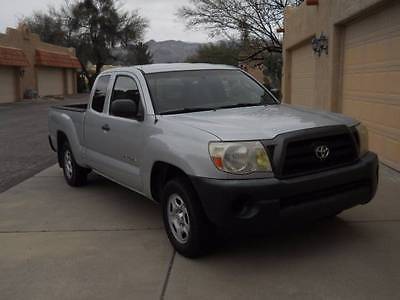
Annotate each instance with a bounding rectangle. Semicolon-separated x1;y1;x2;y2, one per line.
0;165;399;299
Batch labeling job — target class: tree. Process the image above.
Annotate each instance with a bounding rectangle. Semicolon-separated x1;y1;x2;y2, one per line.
178;0;304;55
23;0;148;86
133;42;153;65
24;10;66;46
186;41;240;66
263;51;282;88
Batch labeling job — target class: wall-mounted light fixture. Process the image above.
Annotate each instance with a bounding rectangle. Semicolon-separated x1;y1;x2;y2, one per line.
311;33;328;56
19;68;25;77
306;0;319;5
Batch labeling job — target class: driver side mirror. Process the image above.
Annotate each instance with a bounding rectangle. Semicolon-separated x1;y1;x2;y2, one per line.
110;99;142;120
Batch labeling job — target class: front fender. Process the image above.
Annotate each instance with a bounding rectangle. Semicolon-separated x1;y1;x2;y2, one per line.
140;122;218;199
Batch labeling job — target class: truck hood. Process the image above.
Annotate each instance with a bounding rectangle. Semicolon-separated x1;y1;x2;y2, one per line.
161;104;358;141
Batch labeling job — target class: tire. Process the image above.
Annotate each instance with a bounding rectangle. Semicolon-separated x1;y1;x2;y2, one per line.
161;177;216;258
325;210;343;219
61;141;88;187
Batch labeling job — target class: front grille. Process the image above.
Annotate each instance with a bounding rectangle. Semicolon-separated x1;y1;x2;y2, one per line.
281;132;358;177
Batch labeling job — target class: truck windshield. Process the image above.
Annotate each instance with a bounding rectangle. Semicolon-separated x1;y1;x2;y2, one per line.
145;70;278;115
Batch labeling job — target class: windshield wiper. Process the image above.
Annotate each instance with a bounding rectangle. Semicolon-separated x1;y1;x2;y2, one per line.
159;102;267;115
160;107;216;115
215;102;264;110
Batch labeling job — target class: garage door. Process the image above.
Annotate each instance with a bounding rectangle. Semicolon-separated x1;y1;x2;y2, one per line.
342;3;400;170
37;67;64;97
290;41;316;107
66;69;74;95
0;66;17;103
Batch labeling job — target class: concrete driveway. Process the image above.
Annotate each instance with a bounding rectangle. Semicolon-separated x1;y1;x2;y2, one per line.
0;164;399;299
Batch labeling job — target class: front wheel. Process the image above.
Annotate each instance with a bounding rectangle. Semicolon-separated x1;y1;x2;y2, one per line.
162;177;216;258
61;142;88;187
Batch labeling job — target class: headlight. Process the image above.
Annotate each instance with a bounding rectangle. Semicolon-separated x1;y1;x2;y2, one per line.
355;123;369;157
209;141;272;174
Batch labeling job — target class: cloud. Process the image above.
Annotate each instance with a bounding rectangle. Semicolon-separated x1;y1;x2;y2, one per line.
124;0;212;42
0;0;213;43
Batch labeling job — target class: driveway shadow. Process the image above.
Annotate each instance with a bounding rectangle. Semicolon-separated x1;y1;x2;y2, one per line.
87;172;368;259
212;217;365;259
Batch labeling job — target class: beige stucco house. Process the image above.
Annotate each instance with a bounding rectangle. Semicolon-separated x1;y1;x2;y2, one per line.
282;0;400;171
0;25;80;103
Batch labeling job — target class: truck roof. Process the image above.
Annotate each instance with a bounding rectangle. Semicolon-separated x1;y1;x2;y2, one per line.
103;63;238;75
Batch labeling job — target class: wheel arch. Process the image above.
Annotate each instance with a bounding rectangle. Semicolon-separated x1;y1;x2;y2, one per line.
56;131;69;167
150;161;193;203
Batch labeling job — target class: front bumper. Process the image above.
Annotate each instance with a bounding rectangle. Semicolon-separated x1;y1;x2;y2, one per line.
191;152;378;227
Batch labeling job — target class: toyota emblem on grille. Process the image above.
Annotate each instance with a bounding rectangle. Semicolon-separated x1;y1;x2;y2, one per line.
315;145;330;160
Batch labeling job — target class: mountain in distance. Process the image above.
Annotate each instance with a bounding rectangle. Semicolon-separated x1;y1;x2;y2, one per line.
146;39;202;63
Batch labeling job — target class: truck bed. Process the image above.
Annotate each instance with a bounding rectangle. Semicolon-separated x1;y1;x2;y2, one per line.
48;103;88;154
52;103;88;112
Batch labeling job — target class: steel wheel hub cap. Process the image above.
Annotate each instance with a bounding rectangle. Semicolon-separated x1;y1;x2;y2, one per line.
167;193;190;244
64;150;73;179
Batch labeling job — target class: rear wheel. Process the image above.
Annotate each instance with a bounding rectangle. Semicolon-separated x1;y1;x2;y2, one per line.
61;142;88;187
161;177;216;258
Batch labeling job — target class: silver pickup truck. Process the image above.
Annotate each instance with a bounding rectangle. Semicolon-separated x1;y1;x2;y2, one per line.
48;63;378;257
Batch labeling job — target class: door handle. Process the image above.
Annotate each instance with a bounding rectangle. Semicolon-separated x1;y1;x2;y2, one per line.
102;124;110;132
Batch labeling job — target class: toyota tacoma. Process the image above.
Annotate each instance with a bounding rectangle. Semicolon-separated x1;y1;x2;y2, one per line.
48;63;378;257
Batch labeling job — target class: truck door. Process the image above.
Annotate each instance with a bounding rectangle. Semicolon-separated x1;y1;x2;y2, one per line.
84;75;115;175
98;74;146;192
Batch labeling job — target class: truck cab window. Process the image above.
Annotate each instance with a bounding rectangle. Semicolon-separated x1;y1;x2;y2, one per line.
110;76;141;118
92;75;110;113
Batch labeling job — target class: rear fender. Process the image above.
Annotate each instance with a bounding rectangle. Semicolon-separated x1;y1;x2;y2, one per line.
50;110;86;167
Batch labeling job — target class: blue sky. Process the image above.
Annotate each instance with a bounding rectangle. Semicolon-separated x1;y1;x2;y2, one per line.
0;0;213;43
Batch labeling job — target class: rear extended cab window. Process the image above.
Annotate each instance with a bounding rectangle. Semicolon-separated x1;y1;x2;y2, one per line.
91;75;111;113
109;76;142;117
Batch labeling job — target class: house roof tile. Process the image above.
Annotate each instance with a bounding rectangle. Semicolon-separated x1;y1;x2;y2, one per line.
35;49;81;69
0;46;29;67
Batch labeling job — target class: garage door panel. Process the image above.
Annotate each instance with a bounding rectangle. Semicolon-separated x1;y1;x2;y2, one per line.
292;63;314;74
344;91;400;106
345;2;400;45
343;99;400;129
38;67;64;97
342;2;400;170
346;31;400;62
291;78;314;91
369;129;400;169
0;66;17;103
343;71;400;95
290;42;316;107
345;42;400;71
